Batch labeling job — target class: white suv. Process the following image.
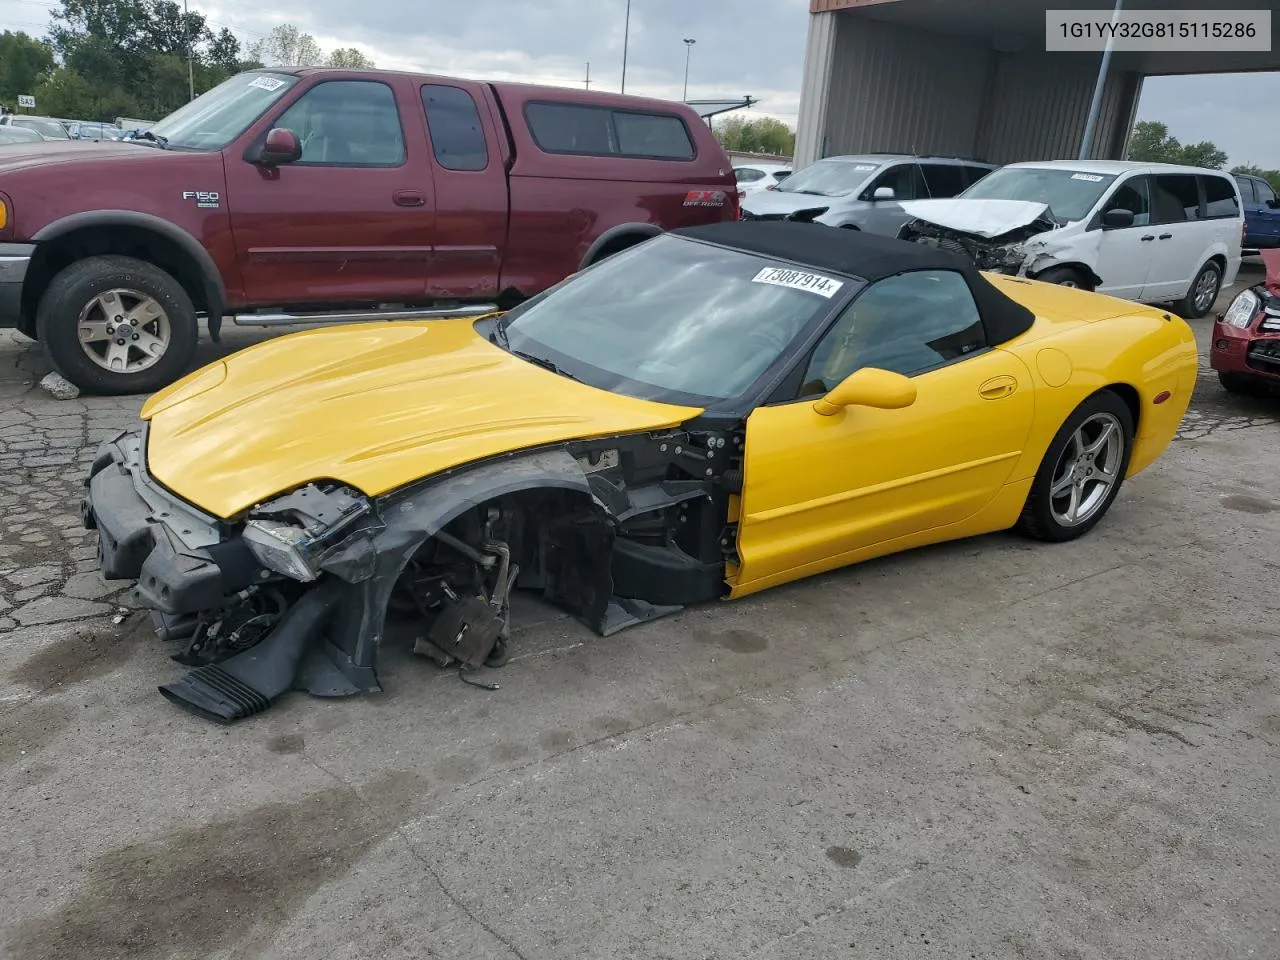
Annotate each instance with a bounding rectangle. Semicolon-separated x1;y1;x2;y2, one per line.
898;160;1244;318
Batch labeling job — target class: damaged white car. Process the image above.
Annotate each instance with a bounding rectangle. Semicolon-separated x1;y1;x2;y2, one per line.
897;160;1244;319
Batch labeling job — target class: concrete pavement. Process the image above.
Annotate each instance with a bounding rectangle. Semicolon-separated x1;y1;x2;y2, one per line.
0;269;1277;960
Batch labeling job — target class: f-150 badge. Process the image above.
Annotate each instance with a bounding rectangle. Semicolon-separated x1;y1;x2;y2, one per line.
181;190;220;209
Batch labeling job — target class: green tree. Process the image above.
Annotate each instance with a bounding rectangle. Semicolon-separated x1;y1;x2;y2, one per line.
1126;119;1227;169
248;23;324;67
0;31;55;105
714;115;795;157
327;47;375;68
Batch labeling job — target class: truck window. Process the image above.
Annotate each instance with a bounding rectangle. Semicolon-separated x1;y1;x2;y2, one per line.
613;111;695;160
523;102;694;160
421;84;489;171
274;80;405;167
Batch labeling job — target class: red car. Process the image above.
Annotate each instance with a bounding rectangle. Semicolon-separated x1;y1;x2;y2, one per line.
1211;248;1280;395
0;68;737;395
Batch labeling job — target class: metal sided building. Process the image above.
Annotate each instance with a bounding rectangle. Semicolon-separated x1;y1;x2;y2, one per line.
795;0;1279;169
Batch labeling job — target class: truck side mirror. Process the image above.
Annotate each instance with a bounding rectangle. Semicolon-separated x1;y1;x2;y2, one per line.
258;127;302;166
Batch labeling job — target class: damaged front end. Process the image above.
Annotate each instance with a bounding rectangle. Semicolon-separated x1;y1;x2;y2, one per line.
896;199;1062;277
82;422;739;724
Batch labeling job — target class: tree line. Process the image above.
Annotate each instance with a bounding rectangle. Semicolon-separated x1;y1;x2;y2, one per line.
0;1;373;124
1126;120;1279;193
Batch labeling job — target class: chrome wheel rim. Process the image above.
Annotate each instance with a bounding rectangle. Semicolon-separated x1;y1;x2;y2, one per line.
77;289;171;374
1049;412;1124;527
1193;268;1219;313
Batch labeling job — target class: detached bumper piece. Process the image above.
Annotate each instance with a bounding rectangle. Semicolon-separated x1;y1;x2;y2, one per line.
82;431;380;725
159;586;341;724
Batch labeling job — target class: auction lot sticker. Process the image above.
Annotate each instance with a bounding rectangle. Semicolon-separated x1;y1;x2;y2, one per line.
1046;10;1271;52
752;267;845;298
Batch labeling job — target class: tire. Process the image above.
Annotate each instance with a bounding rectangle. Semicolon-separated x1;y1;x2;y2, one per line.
1034;265;1092;290
1218;371;1277;397
1174;260;1222;320
36;255;199;396
1016;390;1135;543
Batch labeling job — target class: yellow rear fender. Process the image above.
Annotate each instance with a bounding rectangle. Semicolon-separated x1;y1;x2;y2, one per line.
1003;309;1197;482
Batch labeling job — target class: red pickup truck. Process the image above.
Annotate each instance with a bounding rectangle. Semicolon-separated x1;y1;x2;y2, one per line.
0;68;739;394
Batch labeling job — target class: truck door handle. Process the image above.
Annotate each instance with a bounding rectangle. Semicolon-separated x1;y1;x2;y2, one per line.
1140;234;1155;241
1158;233;1173;240
394;190;425;207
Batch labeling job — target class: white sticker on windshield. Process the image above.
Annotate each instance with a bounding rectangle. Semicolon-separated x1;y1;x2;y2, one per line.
852;164;878;171
1071;173;1105;182
248;76;287;92
752;267;845;299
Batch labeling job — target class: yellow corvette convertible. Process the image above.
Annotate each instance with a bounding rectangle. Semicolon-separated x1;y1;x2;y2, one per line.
82;222;1196;723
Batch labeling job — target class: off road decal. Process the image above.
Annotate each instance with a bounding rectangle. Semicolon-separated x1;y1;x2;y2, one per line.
751;267;844;298
684;190;726;207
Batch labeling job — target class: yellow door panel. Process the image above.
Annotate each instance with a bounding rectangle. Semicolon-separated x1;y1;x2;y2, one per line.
733;349;1036;590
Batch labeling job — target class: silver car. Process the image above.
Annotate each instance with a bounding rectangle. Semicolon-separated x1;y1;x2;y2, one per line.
741;153;996;236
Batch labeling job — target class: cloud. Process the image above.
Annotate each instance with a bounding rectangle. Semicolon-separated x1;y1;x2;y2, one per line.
1137;72;1280;168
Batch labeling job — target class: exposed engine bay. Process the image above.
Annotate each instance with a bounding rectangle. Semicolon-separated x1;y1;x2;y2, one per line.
897;211;1061;275
84;421;744;724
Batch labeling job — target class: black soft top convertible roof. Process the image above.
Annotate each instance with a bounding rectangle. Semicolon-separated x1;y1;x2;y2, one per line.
673;221;1036;346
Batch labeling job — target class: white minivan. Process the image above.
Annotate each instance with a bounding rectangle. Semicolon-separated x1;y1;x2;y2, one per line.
897;160;1244;318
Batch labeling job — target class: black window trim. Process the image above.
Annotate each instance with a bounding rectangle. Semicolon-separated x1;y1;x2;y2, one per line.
420;82;491;173
522;99;698;161
266;77;409;170
764;266;994;407
1199;173;1242;221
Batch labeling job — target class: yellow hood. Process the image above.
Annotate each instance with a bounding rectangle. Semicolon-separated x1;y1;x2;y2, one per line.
142;319;702;519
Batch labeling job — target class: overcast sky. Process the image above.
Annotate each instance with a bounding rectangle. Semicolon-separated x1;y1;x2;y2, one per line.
2;0;1277;167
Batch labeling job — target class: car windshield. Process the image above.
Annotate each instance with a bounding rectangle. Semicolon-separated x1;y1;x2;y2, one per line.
776;159;879;197
499;234;855;404
13;117;68;139
147;72;299;150
961;167;1119;222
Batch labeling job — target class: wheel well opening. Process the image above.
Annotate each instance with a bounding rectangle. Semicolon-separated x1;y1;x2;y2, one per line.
22;225;210;337
1101;382;1141;434
1032;262;1101;289
587;232;652;266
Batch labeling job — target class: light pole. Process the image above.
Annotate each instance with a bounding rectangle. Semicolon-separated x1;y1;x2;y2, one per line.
184;0;195;100
1079;0;1123;160
621;0;631;94
682;38;695;102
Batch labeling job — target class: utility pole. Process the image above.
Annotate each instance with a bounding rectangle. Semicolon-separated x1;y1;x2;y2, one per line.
620;0;631;94
1079;0;1123;160
682;38;696;102
584;62;591;90
184;0;195;100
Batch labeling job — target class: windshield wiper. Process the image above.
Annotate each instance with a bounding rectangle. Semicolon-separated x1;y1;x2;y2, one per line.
512;349;581;382
488;317;510;349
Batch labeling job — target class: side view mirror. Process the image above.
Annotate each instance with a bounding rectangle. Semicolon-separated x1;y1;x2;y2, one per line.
873;186;895;201
1267;198;1280;210
1101;208;1135;228
258;127;302;165
813;367;917;416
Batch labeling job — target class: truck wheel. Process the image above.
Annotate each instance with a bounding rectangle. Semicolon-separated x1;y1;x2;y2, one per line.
36;255;199;396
